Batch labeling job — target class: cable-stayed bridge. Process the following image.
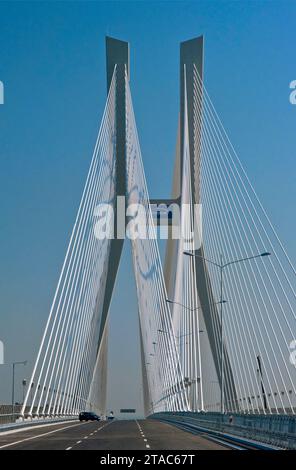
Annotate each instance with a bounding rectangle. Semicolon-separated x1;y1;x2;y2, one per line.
14;36;296;447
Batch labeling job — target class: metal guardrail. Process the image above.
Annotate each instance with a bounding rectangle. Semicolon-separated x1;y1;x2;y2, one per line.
0;404;78;429
0;404;78;426
0;405;30;425
0;413;20;425
151;412;296;450
0;413;77;426
156;417;279;449
0;414;78;433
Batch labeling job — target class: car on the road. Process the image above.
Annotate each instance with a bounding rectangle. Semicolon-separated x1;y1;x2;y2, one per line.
108;412;114;421
79;411;100;422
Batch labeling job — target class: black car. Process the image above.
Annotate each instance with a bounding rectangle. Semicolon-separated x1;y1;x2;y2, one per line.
79;411;100;422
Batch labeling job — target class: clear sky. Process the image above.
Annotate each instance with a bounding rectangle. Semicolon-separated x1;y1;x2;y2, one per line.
0;0;295;416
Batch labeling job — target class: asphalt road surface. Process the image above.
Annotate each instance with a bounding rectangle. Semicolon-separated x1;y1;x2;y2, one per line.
0;419;228;450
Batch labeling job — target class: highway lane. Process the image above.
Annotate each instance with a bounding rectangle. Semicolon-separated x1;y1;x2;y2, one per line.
0;419;228;450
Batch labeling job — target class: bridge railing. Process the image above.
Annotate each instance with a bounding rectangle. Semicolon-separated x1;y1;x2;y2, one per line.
151;411;296;450
0;404;77;426
0;413;19;425
0;405;25;425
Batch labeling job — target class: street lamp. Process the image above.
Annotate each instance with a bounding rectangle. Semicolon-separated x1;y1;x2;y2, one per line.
184;250;271;414
165;298;222;339
12;361;27;419
157;328;170;335
30;382;34;406
166;298;226;312
166;298;199;312
22;379;27;404
165;298;210;412
158;327;204;339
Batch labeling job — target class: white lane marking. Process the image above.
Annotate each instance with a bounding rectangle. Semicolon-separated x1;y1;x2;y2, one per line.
135;419;151;450
97;422;113;431
0;422;88;450
69;423;112;448
69;421;112;448
0;420;81;437
66;446;72;451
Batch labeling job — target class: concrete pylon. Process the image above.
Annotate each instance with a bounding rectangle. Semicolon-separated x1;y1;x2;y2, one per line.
165;36;237;411
87;37;130;416
88;36;237;415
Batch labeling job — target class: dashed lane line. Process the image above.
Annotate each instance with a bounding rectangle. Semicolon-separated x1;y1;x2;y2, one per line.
67;421;113;450
135;420;151;450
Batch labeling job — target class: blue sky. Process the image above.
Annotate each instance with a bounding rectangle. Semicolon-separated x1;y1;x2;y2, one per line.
0;0;295;415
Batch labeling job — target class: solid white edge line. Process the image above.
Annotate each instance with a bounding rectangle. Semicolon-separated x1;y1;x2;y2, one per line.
0;421;87;450
0;420;81;437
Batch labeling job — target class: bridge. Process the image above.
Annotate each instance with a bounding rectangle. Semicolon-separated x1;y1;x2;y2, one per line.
1;36;296;451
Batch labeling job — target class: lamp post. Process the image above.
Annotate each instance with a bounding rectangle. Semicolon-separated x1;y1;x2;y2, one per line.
165;298;221;340
184;250;271;414
166;297;224;314
22;379;27;404
165;298;220;412
30;382;34;406
12;361;27;419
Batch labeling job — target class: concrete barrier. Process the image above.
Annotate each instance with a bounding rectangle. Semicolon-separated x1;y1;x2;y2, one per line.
151;411;296;450
0;416;78;433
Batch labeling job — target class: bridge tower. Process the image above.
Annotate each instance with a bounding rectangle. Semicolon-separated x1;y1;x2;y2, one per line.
164;36;237;411
87;37;130;415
